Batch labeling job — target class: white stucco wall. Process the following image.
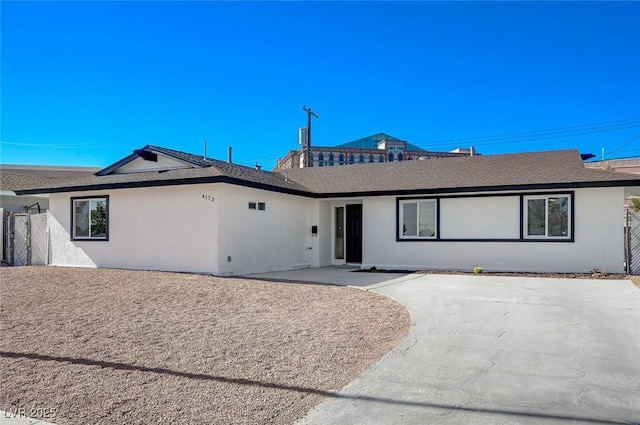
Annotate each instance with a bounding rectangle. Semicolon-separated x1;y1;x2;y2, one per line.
48;184;220;273
47;182;322;275
440;196;520;239
46;182;628;274
213;184;319;275
361;187;626;273
317;202;333;267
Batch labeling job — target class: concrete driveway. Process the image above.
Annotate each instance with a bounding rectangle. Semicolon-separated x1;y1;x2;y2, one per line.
250;268;640;425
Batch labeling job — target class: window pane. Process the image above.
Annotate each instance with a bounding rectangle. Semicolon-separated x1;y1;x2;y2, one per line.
418;201;436;237
548;197;569;236
90;199;107;238
74;200;90;237
258;202;266;211
402;203;417;236
527;199;546;235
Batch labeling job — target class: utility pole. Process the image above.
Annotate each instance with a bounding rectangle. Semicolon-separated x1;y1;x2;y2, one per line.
302;105;319;167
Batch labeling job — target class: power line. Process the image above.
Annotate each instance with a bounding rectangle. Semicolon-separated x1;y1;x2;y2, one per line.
429;118;640;144
419;118;640;149
237;119;640;167
604;151;640;160
0;140;108;147
465;124;640;149
606;133;640;157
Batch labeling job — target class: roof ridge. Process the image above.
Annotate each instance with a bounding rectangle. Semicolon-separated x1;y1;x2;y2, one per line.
144;145;214;167
139;146;316;190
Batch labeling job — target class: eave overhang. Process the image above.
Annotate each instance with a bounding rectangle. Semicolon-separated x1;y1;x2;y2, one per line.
15;178;640;199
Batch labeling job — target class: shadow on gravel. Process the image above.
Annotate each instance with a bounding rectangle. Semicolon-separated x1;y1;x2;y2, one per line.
1;350;625;425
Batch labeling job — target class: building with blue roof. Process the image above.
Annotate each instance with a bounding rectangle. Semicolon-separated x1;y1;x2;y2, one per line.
276;132;474;169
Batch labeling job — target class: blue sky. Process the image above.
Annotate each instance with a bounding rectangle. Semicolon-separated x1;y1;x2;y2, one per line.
1;1;639;169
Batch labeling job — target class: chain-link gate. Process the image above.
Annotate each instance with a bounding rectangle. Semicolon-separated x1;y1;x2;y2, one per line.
1;208;7;263
29;213;48;265
625;209;640;274
13;214;29;266
3;212;49;266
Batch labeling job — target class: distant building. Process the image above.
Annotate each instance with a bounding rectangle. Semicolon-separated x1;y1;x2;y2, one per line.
585;158;640;208
584;158;640;175
275;132;475;170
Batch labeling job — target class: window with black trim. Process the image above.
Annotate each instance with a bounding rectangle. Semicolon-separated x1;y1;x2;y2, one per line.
249;201;266;211
524;194;571;239
72;196;108;240
399;199;437;239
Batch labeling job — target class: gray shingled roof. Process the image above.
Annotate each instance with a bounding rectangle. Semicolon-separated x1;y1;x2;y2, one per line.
15;155;311;195
14;148;640;197
0;172;62;192
148;145;215;167
278;149;640;196
97;145;215;175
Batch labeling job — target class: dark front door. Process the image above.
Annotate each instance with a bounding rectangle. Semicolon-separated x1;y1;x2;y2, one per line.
346;204;362;263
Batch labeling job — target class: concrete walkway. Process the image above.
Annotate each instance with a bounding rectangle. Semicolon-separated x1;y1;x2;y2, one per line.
248;268;640;425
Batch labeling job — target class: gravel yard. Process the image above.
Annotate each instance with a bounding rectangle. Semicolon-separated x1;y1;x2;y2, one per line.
0;267;409;425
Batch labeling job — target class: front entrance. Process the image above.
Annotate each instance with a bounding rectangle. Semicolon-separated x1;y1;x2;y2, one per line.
345;204;362;263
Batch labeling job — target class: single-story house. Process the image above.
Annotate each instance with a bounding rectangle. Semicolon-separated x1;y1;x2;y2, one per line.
15;145;640;275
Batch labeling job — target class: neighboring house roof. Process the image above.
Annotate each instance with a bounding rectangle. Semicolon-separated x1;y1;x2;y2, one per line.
585;158;640;175
335;132;426;151
1;164;99;179
15;147;640;197
0;172;62;192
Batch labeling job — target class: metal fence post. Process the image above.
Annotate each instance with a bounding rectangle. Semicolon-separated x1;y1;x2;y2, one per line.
626;209;631;274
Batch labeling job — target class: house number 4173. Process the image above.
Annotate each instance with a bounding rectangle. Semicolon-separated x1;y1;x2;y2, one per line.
202;194;214;202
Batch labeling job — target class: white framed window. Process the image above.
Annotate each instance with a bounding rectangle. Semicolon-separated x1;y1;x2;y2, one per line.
523;194;571;239
71;196;109;240
258;202;266;211
248;202;257;210
399;199;437;239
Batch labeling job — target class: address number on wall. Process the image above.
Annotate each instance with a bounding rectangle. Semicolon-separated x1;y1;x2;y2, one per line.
202;194;214;202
